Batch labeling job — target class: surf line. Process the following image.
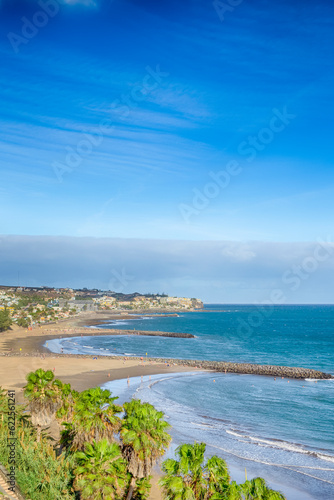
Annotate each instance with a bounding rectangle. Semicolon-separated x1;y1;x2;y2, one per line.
207;443;334;485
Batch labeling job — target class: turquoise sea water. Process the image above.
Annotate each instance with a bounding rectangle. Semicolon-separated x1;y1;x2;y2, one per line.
46;305;334;499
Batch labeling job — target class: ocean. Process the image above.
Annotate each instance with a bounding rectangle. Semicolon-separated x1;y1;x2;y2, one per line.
46;305;334;499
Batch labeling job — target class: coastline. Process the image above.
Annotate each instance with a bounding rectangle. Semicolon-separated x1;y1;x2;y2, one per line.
0;312;198;500
0;311;333;500
0;311;332;380
0;354;197;404
103;373;318;500
0;312;201;500
0;312;205;408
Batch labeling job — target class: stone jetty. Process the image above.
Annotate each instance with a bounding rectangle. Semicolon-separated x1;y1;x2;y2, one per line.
152;358;333;379
2;351;332;379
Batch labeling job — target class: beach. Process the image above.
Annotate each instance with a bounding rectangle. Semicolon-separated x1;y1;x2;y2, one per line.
0;312;205;402
1;308;333;500
0;312;201;500
0;357;188;500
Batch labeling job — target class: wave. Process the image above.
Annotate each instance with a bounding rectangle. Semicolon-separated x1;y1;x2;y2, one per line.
102;316;155;328
108;320;130;326
225;430;334;463
190;421;216;429
317;454;334;464
305;378;334;382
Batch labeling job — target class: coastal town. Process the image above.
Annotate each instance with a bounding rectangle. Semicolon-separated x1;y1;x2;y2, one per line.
0;285;204;330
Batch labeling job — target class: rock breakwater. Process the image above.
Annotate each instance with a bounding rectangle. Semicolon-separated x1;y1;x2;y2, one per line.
1;352;332;379
153;358;333;379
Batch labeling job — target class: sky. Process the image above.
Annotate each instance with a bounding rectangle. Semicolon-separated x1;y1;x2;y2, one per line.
0;0;334;301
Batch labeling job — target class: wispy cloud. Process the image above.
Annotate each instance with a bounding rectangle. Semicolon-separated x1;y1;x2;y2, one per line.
0;0;100;8
146;85;213;121
1;0;333;245
62;0;98;5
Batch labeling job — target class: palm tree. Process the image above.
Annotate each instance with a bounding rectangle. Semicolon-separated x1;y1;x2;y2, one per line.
23;368;64;441
66;387;122;451
1;386;31;434
54;380;79;452
160;442;210;500
74;438;128;499
225;481;244;500
132;477;152;499
241;477;285;499
160;442;232;500
206;454;231;498
55;381;78;423
121;399;171;500
160;443;286;500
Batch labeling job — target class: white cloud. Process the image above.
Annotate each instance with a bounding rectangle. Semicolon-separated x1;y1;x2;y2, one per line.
147;85;212;122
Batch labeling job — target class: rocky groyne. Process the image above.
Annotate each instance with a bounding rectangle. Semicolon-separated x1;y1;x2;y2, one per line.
119;330;194;338
153;358;333;379
55;328;195;338
1;351;332;379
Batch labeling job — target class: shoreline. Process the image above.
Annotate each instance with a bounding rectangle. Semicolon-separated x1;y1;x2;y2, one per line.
0;312;204;404
0;353;199;405
103;373;318;500
3;350;331;380
0;311;332;500
0;311;332;380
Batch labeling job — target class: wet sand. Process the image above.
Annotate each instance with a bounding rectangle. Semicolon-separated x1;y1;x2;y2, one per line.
0;311;328;499
0;313;197;500
0;313;199;399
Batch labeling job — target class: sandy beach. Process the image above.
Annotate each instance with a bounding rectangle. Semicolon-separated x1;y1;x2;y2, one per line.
1;311;330;500
0;311;202;400
0;312;200;500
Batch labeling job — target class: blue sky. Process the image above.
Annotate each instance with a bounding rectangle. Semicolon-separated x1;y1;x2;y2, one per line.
0;0;334;300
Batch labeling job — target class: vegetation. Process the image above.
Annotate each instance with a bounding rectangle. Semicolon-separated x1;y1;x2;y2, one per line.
61;387;122;451
0;371;286;500
16;316;30;328
23;369;65;441
160;442;230;499
0;386;75;499
15;295;48;308
74;439;127;499
121;399;171;499
0;308;12;332
160;442;285;499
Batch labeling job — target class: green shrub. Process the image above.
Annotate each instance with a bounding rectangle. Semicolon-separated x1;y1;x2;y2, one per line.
0;399;76;500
